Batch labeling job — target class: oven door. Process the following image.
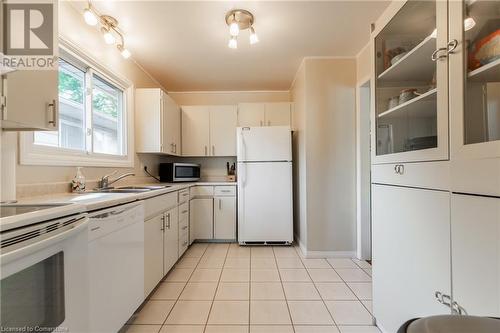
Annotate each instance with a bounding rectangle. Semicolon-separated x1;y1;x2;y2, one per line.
0;215;89;332
174;163;200;182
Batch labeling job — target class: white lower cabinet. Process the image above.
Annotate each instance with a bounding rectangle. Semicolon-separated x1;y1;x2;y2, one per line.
214;196;236;240
451;194;500;317
190;198;214;240
372;184;451;333
144;214;164;297
163;206;179;274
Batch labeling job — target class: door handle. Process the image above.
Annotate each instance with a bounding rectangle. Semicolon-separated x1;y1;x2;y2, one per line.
47;99;57;127
447;39;458;54
431;47;448;61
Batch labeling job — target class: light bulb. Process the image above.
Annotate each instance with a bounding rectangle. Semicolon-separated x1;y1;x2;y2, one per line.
464;17;476;31
229;22;239;37
228;37;237;49
249;27;259;44
121;48;131;59
83;8;98;26
102;27;116;45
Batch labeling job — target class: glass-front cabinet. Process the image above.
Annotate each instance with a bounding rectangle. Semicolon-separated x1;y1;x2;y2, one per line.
373;0;449;164
449;0;500;159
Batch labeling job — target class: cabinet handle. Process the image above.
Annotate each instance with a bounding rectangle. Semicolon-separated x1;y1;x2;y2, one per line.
182;210;188;214
260;120;263;126
219;198;222;210
205;146;208;156
167;213;171;229
160;215;165;231
47;99;57;127
431;47;448;61
90;226;100;232
447;39;458;54
394;164;405;175
182;226;188;230
268;120;271;126
212;145;215;156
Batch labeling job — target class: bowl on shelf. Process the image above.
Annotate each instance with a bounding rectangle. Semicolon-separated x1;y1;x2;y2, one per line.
388;96;400;109
390;52;408;66
399;88;421;104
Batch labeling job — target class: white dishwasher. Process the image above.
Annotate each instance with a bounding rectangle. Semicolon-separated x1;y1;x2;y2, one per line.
88;201;144;333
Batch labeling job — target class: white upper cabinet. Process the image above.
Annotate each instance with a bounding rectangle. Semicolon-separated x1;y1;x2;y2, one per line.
238;103;266;127
181;105;237;156
237;103;291;127
136;89;181;155
448;0;500;197
1;70;58;131
181;106;211;156
372;0;449;164
265;103;291;126
210;105;237;156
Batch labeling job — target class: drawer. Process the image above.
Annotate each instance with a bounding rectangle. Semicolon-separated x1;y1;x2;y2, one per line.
372;161;450;191
178;231;189;256
143;192;177;220
190;185;214;197
179;189;190;204
179;218;189;234
214;186;236;196
179;202;189;222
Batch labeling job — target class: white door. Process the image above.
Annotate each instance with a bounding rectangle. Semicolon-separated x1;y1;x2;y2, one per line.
238;162;293;242
214;196;236;240
238;103;265;127
237;126;292;162
265;103;291;126
2;70;58;130
182;106;210;156
163;93;181;155
210;105;237;156
163;207;179;274
144;214;164;297
372;184;451;333
190;198;214;240
451;194;500;316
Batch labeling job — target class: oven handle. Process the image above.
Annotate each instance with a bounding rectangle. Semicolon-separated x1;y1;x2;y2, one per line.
1;216;89;265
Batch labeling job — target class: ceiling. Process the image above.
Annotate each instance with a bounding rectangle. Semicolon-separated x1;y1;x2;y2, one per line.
73;1;390;91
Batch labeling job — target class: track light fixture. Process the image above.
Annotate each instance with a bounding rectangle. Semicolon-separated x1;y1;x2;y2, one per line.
82;1;131;59
225;9;259;49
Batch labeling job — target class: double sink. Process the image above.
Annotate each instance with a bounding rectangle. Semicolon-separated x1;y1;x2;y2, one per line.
94;185;172;193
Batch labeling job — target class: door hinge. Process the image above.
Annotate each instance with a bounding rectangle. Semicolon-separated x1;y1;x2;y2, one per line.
0;95;6;120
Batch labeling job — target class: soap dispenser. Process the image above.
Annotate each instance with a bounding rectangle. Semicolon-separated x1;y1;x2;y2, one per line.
71;167;86;193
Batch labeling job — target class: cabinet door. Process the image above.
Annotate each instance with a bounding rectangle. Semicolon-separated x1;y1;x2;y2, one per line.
238;103;265;127
210;105;237;156
144;214;164;297
451;194;500;316
190;198;213;240
181;106;210;156
163;93;181;155
2;69;58;130
163;207;179;274
265;103;291;126
135;89;162;153
214;196;236;240
372;184;451;333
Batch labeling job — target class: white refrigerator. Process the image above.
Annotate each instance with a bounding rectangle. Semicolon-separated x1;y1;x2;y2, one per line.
237;126;293;244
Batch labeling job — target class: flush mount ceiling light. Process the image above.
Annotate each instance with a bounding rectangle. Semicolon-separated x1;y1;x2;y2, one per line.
82;1;131;59
225;9;259;49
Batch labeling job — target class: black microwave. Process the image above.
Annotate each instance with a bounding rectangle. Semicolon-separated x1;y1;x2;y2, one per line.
159;163;201;182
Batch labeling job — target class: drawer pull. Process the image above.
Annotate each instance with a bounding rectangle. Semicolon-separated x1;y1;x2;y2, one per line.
394;164;405;175
90;226;100;232
182;210;188;214
182;226;188;230
220;190;231;193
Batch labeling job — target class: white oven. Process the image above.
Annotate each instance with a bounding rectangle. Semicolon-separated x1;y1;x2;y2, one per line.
0;213;89;333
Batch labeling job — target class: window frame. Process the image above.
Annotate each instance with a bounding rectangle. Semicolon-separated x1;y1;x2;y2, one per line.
20;38;134;168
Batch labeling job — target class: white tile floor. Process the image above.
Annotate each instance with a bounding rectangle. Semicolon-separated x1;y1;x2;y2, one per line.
122;243;378;333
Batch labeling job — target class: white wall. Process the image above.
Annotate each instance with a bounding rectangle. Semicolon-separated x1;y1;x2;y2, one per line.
291;58;357;256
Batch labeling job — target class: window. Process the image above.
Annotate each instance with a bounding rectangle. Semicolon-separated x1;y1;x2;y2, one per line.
21;42;133;167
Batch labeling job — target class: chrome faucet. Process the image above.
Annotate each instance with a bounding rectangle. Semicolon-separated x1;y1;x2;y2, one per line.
97;171;135;189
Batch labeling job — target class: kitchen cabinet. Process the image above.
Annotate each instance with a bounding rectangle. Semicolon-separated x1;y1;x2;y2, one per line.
136;88;181;155
210;105;238;156
1;70;59;131
448;0;500;197
451;194;500;317
237;103;291;127
163;206;179;274
372;184;451;333
214;196;236;240
190;198;214;240
144;214;165;297
181;105;237;156
372;0;449;164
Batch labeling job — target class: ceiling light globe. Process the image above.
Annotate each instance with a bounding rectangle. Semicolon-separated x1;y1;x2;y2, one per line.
102;29;116;45
84;9;98;26
120;48;131;59
229;22;240;37
250;32;259;45
464;17;476;31
228;37;238;49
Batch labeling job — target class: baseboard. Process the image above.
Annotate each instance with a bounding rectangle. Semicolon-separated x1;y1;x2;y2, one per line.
294;234;356;259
